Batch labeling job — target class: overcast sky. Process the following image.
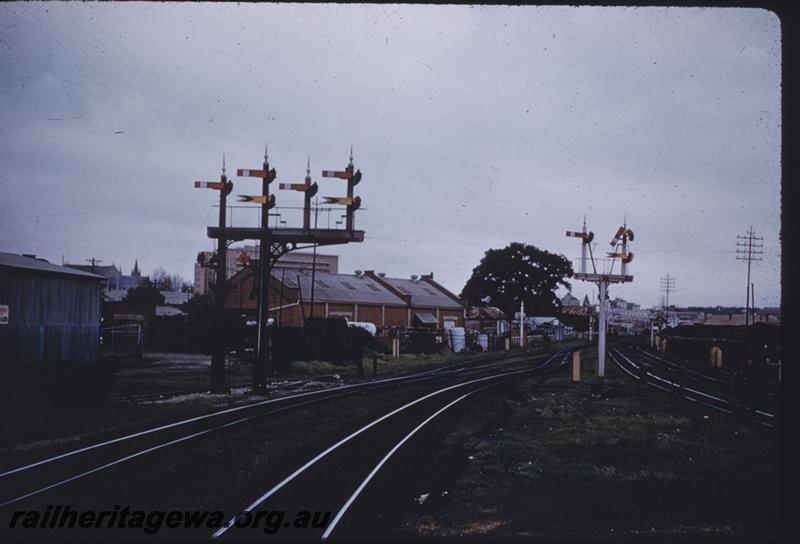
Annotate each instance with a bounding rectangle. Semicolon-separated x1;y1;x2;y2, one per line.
0;3;781;309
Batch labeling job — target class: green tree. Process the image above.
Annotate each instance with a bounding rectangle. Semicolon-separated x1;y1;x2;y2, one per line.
460;242;573;316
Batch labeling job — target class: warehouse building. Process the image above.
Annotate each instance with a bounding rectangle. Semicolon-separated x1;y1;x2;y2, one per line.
226;268;464;331
0;253;103;364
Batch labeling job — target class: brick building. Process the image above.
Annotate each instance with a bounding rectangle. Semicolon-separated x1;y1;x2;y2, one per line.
194;246;338;295
226;268;464;331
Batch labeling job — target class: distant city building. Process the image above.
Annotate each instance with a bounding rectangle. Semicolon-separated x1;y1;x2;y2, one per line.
66;259;148;291
193;246;339;295
606;297;650;334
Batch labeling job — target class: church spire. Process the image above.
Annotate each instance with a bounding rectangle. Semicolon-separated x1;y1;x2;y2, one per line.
132;258;140;277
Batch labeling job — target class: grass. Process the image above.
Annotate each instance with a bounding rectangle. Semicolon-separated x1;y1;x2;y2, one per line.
398;349;781;541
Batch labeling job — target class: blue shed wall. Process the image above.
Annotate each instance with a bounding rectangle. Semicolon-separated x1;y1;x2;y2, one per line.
0;270;101;364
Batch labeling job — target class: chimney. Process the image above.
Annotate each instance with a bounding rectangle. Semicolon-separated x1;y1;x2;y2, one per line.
410;274;419;281
354;270;363;277
378;272;386;278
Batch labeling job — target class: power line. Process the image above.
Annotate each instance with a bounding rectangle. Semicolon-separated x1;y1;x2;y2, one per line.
660;273;676;325
736;226;763;327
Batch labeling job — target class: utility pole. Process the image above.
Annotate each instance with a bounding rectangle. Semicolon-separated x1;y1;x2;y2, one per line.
736;227;763;327
86;257;102;273
660;274;675;329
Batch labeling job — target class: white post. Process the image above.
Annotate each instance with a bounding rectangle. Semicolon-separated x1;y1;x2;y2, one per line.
520;300;526;348
597;279;607;377
650;320;654;348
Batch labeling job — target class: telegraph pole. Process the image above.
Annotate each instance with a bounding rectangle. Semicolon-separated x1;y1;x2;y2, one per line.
86;258;102;273
660;273;675;328
736;227;763;327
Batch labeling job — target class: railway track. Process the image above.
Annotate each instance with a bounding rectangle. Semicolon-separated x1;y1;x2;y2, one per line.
212;349;572;540
608;342;777;429
0;346;576;516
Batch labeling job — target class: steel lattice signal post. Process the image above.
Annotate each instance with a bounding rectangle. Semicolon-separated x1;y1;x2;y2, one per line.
199;145;366;393
566;219;635;377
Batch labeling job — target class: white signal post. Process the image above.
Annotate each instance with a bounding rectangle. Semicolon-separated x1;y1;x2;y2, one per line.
566;219;634;378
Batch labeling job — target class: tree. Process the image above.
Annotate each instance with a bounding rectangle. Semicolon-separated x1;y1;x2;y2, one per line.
151;267;189;292
123;279;165;306
151;267;172;290
460;242;573;317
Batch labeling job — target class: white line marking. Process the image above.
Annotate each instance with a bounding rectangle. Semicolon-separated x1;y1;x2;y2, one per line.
212;352;564;539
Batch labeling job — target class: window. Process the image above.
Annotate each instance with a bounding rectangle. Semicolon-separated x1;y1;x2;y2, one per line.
315;280;329;288
423;288;439;296
341;281;357;290
396;286;411;295
366;283;381;292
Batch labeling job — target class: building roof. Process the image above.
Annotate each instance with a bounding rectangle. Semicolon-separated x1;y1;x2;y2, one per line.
0;252;104;280
65;263;121;276
467;306;507;320
559;305;592;316
280;271;407;306
378;277;463;309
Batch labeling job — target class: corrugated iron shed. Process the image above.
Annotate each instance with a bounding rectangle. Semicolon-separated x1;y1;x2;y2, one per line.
0;253;103;364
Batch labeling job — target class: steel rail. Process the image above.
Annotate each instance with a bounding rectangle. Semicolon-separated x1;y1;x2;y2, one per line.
609;345;774;428
212;350;568;539
321;351;570;540
0;349;573;509
0;364;463;480
630;345;728;385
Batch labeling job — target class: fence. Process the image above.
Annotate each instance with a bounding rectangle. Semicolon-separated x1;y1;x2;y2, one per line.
100;323;143;359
